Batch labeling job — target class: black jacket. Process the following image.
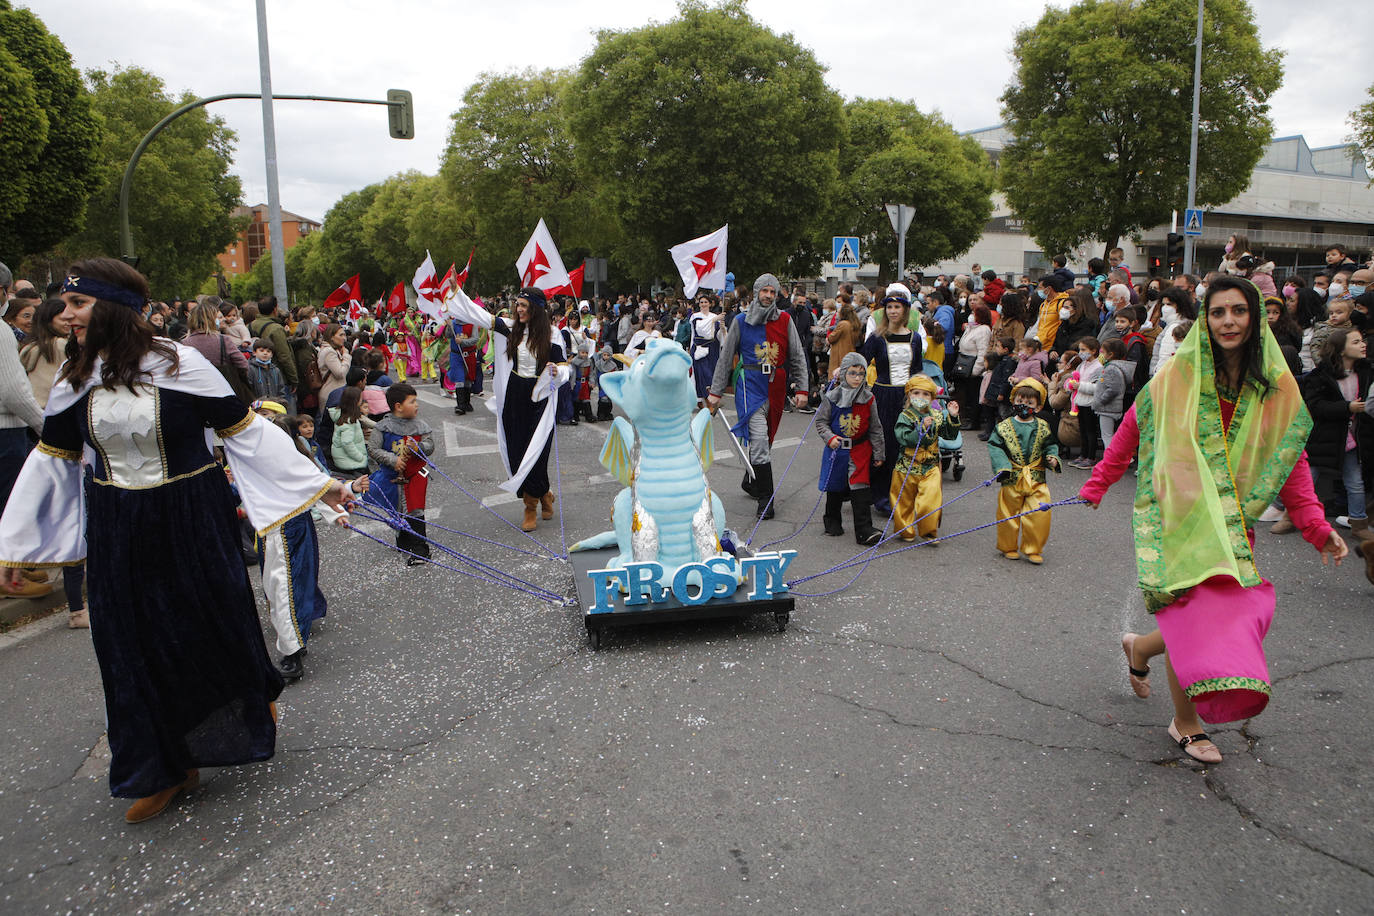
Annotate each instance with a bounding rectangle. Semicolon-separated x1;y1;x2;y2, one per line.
1301;361;1373;472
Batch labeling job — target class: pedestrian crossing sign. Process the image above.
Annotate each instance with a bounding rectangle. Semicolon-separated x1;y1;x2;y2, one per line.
832;236;860;268
1183;208;1203;237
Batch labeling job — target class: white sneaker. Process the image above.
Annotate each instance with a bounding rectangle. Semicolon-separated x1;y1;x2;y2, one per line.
1336;516;1353;529
1257;505;1285;523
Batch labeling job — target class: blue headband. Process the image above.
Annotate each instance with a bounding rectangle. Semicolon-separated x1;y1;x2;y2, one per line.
61;275;147;311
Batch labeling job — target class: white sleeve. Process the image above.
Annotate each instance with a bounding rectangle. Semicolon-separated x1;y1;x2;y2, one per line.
0;447;85;567
219;413;335;536
441;288;494;331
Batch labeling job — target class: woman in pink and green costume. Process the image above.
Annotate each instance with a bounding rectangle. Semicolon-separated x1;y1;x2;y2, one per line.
1080;276;1347;764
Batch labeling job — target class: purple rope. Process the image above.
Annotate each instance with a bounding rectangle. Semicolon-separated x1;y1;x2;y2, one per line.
788;496;1089;596
419;453;560;559
759;491;824;550
346;500;565;600
343;519;569;604
745;419;813;547
550;372;568;559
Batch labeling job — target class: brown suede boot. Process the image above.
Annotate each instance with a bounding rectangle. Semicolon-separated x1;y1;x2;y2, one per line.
539;491;556;519
521;495;540;532
124;769;198;824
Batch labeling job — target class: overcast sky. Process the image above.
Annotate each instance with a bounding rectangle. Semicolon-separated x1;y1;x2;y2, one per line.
29;0;1369;224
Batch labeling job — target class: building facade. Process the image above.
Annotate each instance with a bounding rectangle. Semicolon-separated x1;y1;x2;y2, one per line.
920;127;1373;283
217;204;321;277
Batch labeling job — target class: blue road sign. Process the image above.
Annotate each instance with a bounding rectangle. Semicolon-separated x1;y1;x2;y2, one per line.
832;236;860;268
1183;209;1204;237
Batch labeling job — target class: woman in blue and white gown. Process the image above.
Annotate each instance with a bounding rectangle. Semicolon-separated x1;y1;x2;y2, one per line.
0;258;350;823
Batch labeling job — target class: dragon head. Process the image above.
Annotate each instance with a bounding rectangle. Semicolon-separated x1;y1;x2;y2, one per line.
598;339;695;421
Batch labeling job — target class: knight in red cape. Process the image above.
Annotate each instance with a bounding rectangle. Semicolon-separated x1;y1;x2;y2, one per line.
706;272;809;521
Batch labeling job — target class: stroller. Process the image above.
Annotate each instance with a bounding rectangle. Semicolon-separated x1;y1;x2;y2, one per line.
922;358;966;482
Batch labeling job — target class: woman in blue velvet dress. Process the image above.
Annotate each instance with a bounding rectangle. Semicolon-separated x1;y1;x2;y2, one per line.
0;258;349;824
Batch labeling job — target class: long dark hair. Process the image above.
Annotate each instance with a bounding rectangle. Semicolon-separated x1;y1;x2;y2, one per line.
338;385;363;424
1318;328;1360;379
59;258;178;390
506;289;552;373
22;298;68;363
1204;275;1270;395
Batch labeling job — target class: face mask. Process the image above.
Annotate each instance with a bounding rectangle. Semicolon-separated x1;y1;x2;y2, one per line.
1349;284;1367;298
1224;242;1234;254
910;396;931;411
1281;284;1296;299
959;296;968;307
1014;404;1035;420
1196;284;1208;300
934;280;944;288
1160;304;1178;324
1329;283;1345;298
1146;288;1160;301
1058;307;1071;320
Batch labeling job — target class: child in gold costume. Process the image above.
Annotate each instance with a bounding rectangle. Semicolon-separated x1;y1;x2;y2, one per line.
890;375;959;542
987;378;1061;564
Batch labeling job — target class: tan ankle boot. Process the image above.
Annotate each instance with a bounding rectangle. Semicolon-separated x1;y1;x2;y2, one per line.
521;495;540;532
539;491;556;519
124;769;198;823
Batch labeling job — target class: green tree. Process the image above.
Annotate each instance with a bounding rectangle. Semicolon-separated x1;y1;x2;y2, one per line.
0;1;102;263
63;66;243;296
827;99;995;277
566;0;844;281
441;68;593;289
308;185;389;304
999;0;1283;256
1347;82;1374;182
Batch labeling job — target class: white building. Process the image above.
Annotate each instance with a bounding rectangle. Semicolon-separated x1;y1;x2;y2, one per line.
920;126;1373;283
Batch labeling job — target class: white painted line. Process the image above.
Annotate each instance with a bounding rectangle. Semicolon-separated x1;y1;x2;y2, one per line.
480;492;521;507
416;389;452;409
587;472;617;484
452;444;501;457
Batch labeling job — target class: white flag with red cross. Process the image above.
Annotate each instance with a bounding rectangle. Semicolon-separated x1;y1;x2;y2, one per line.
515;218;570;292
668;224;728;298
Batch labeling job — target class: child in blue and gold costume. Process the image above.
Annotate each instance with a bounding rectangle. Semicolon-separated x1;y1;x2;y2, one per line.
814;352;884;545
987;378;1061;564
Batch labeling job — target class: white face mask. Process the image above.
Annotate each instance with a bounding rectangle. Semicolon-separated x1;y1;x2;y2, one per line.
1329;282;1346;298
1058;307;1071;320
959;296;968;307
1196;284;1208;300
1160;304;1178;324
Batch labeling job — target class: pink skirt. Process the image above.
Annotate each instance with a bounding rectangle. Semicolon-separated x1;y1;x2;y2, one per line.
1156;576;1274;723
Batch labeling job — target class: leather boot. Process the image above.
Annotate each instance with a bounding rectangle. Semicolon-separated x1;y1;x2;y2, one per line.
597;401;613;421
521;495;539;532
125;769;199;824
741;472;758;498
753;463;775;520
822;492;845;536
539;490;556;519
850;488;881;545
454;388;470;415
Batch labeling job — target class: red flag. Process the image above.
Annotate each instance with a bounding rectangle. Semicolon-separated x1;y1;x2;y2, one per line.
549;263;585;298
454;247;474;290
322;273;361;311
387;282;406;315
348;300;363;322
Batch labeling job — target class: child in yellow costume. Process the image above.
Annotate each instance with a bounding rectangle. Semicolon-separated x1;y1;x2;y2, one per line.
890;375;960;542
987;378;1061;564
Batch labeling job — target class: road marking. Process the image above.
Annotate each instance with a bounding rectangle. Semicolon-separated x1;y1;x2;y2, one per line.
481;492;521;507
452;444;501;457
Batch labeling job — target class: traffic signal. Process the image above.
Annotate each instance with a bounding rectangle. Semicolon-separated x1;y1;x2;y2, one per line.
386;89;414;140
1149;256;1162;276
1166;232;1184;267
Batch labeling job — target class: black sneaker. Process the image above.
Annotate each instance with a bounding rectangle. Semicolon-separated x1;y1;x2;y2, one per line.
405;555;429;567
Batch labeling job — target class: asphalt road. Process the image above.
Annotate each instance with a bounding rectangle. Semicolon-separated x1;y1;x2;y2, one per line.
1;381;1370;914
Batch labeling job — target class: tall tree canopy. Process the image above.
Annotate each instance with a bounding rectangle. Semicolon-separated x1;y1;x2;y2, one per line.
1347;82;1374;180
828;99;995;277
0;0;101;263
64;67;243;296
566;0;844;281
999;0;1283;256
441;68;593;288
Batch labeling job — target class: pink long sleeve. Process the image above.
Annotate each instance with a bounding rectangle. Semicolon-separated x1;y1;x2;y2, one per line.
1279;451;1333;549
1078;405;1139;505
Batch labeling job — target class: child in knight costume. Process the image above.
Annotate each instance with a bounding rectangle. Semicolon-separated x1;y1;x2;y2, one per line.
814;352;884;545
890;375;960;542
987;378;1061;564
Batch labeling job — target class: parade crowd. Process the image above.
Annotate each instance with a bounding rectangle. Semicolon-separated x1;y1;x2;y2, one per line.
0;239;1366;821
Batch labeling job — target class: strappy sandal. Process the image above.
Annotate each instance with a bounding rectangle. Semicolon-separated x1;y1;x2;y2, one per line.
1168;719;1222;763
1121;633;1150;698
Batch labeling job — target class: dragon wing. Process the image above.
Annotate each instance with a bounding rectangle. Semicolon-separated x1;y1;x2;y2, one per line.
598;416;636;486
692;408;714;473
